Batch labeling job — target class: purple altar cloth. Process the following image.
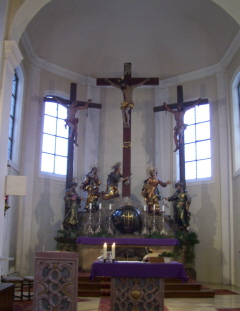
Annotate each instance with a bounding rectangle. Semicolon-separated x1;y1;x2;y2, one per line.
77;237;178;246
90;261;187;282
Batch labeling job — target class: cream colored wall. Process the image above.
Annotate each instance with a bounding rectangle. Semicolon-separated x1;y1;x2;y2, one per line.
226;46;240;287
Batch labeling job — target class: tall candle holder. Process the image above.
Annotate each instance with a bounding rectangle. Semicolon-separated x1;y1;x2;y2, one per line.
86;207;94;235
141;209;148;235
151;209;158;234
107;213;113;235
95;207;102;234
160;211;167;235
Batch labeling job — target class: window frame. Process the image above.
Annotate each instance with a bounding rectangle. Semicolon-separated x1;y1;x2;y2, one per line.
7;66;24;172
8;72;18;160
40;96;69;179
231;70;240;177
184;102;212;183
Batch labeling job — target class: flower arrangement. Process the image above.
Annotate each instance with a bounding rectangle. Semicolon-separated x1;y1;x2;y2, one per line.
158;251;174;258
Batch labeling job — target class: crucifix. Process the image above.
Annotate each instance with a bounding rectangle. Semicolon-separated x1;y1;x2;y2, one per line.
153;85;208;189
97;63;159;197
44;83;102;213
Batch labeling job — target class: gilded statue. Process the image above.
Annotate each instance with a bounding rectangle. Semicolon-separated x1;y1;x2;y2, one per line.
102;162;131;200
62;180;82;228
81;166;101;211
165;181;191;231
142;167;171;213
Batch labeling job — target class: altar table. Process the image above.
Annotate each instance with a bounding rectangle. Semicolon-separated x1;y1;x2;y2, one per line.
90;261;187;311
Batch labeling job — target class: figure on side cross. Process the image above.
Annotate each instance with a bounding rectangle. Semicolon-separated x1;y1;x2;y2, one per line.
53;97;91;146
163;98;202;152
104;78;150;128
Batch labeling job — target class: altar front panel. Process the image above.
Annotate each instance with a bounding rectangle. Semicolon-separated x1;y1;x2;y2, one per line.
111;277;164;311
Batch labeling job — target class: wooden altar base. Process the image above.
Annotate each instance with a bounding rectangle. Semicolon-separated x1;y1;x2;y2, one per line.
78;273;215;298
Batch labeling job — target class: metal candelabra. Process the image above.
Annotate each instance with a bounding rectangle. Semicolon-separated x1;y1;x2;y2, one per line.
86;208;94;235
160;211;167;235
151;210;158;234
141;210;148;235
107;213;113;235
95;208;102;234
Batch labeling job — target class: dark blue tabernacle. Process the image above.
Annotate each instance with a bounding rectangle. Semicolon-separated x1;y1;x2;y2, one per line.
90;261;187;281
77;237;178;246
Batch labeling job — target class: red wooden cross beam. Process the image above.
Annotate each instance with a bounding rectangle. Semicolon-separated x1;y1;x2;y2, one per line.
97;63;159;197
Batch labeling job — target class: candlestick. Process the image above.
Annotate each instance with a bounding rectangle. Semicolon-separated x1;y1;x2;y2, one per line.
95;204;102;233
109;204;112;211
99;203;102;210
89;203;92;210
103;243;107;260
151;207;158;234
162;204;165;212
160;211;167;235
141;210;148;235
86;207;94;235
112;243;115;260
153;204;156;211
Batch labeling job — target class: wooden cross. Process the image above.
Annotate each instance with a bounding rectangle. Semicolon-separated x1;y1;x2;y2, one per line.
153;85;208;189
97;63;159;197
44;83;102;212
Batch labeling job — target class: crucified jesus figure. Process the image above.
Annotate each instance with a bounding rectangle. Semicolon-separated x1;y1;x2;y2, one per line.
53;97;92;146
105;78;150;128
163;98;202;152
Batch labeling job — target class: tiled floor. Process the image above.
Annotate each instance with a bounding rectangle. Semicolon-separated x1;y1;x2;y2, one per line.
77;282;240;311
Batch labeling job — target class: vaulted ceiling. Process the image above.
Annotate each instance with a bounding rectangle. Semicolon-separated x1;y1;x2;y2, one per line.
23;0;239;80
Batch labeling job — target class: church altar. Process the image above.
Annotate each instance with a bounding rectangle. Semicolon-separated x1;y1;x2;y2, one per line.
77;237;178;270
91;261;187;311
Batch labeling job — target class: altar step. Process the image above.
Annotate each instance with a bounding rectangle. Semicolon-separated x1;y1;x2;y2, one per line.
78;274;215;298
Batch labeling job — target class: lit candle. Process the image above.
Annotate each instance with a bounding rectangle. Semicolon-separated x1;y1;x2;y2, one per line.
89;203;92;210
153;204;156;211
99;203;102;210
109;204;112;211
112;243;115;260
144;205;147;212
103;243;107;259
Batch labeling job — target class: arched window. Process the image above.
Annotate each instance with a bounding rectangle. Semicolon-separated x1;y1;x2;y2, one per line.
41;98;68;175
184;103;211;180
8;66;24;168
8;72;18;160
231;70;240;176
